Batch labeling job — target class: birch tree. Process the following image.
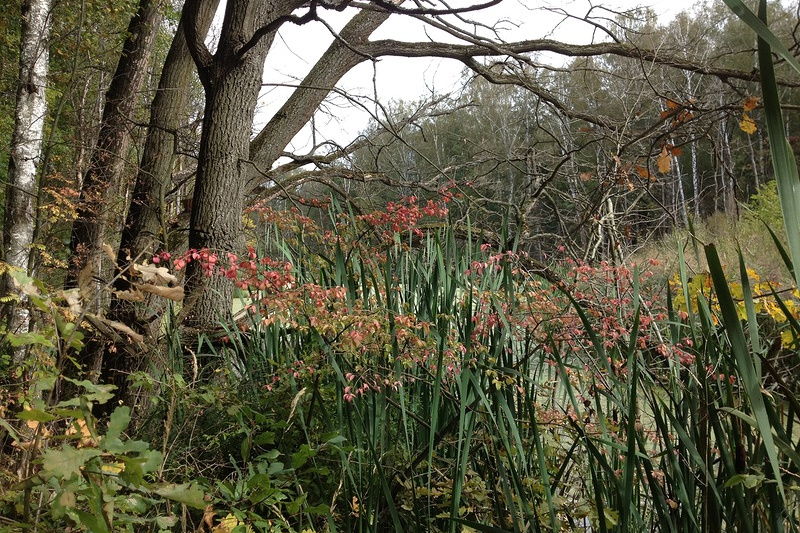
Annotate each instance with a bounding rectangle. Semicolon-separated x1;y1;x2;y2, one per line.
2;0;52;363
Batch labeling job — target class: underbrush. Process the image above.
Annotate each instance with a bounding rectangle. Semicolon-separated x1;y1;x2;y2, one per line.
5;193;800;532
629;182;792;289
5;2;800;529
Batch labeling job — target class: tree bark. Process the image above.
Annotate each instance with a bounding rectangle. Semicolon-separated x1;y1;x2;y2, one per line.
63;0;164;386
102;0;219;404
2;0;52;365
114;0;219;304
182;0;304;334
67;0;165;291
247;8;392;190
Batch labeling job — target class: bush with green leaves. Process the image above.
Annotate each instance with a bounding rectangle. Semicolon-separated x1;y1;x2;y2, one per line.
1;379;206;533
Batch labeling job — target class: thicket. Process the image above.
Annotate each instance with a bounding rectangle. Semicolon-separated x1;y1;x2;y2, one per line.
4;183;800;532
4;0;800;532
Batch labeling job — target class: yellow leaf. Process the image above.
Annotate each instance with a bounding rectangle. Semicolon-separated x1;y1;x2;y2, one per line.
740;113;757;135
212;514;239;533
101;462;125;475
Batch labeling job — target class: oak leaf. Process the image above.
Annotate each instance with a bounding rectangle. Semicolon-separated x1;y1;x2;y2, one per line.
743;95;760;112
138;284;185;302
133;263;177;284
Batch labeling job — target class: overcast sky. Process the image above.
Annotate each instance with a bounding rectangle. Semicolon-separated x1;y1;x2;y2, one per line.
253;0;708;153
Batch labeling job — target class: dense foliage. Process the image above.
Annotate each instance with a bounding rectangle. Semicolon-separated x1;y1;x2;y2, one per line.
3;0;800;531
4;191;800;531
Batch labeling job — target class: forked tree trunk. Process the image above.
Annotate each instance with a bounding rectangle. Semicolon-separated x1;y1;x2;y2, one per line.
102;0;220;406
2;0;52;365
181;0;302;335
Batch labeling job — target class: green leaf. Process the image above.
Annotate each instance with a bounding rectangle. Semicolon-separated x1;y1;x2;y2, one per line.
61;378;116;404
705;244;785;500
17;408;56;422
8;331;54;348
722;0;800;74
253;431;275;446
725;473;766;489
305;503;331;515
51;489;76;519
151;482;206;509
603;508;620;528
155;515;179;529
118;456;145;487
105;406;131;442
0;417;20;443
291;444;315;469
67;508;110;533
285;492;307;515
41;446;101;479
139;449;163;475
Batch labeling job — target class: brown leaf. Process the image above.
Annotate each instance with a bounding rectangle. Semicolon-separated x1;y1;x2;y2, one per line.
743;95;760;112
102;319;145;343
114;288;145;302
60;288;83;314
134;263;177;284
635;165;650;179
579;171;593;182
138;284;185;302
656;146;671;174
77;264;95;302
101;243;116;263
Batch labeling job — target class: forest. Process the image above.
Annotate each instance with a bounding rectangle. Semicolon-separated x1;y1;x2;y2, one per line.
3;0;800;531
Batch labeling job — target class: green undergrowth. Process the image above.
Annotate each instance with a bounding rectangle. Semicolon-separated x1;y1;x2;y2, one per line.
8;191;800;532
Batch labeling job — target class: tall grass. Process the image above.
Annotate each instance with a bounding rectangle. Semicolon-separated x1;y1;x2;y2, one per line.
133;7;800;531
189;184;800;532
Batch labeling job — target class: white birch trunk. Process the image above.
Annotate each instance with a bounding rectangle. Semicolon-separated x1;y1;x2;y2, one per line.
3;0;52;364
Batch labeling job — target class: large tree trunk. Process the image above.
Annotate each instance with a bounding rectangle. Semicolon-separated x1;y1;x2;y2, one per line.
102;0;219;405
181;0;303;335
2;0;52;365
67;0;164;292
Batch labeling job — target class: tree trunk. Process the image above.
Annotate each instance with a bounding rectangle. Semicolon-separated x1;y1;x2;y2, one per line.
102;0;219;405
64;0;163;385
691;138;700;220
182;0;303;335
67;0;164;292
247;8;391;189
2;0;52;365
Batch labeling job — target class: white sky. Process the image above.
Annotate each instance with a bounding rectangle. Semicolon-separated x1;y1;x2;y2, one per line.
253;0;706;154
